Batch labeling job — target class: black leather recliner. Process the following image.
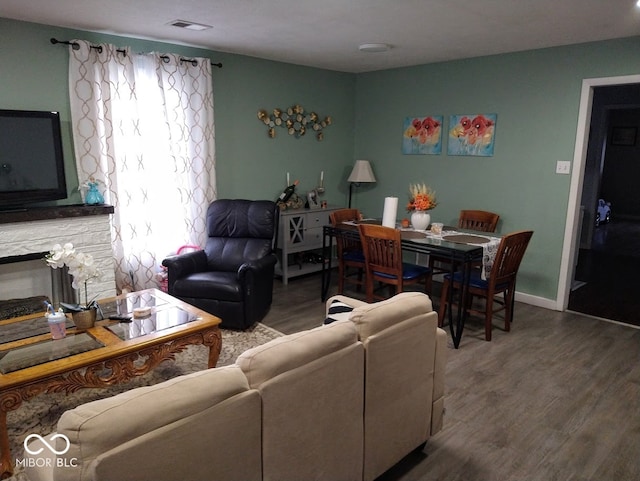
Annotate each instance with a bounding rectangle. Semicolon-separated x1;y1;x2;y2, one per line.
162;199;278;330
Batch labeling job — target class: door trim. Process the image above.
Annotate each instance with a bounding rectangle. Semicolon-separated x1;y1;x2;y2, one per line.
558;74;640;311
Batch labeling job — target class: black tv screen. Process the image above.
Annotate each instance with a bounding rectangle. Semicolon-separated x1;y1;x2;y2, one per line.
0;109;68;208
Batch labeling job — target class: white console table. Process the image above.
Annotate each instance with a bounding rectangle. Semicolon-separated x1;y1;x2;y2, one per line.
275;205;343;284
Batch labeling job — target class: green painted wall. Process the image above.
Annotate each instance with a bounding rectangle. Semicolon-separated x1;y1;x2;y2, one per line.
0;17;356;206
353;37;640;300
3;16;640;303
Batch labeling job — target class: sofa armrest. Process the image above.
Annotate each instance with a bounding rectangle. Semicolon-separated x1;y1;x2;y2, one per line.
325;295;368;315
162;250;208;293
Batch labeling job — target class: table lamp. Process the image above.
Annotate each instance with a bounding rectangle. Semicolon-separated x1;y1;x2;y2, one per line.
347;160;376;208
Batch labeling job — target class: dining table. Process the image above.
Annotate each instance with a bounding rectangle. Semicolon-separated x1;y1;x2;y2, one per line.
321;220;501;348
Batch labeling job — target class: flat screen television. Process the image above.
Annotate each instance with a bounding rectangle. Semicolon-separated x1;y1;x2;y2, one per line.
0;109;68;209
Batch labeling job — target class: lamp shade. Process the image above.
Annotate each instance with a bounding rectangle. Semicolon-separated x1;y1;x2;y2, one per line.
347;160;376;183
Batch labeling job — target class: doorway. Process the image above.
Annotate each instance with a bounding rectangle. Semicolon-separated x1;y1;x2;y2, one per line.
569;220;640;326
561;79;640;326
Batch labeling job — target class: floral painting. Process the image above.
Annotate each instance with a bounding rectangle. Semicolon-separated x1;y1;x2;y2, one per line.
448;114;497;156
402;116;443;155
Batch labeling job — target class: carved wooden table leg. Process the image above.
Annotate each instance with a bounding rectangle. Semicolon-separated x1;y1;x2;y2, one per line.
205;327;222;368
0;406;13;479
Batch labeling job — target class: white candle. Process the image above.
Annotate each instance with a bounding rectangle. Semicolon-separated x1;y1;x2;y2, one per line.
320;171;324;184
287;172;290;186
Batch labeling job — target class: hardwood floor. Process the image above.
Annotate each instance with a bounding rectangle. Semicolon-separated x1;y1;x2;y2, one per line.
263;273;640;481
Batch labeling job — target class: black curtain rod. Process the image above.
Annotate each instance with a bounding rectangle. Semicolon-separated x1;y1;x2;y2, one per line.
50;38;223;68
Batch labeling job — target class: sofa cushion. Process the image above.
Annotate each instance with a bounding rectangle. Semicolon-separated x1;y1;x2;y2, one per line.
54;366;253;481
237;316;364;481
236;320;358;388
323;298;354;325
349;291;433;340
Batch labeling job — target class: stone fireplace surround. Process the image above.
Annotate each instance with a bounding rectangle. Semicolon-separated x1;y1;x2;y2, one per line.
0;205;117;306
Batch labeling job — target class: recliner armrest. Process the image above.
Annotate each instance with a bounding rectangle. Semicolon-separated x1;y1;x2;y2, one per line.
162;250;208;288
238;253;278;278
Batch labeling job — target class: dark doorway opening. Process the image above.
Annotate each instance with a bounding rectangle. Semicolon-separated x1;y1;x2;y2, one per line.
568;84;640;326
569;220;640;327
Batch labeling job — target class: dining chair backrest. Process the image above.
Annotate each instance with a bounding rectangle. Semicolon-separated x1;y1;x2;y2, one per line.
488;230;533;287
358;223;403;279
458;210;500;232
329;209;360;225
330;209;365;294
330;209;363;254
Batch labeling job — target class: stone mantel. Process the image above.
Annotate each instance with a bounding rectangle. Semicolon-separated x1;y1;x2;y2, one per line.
0;204;117;301
0;204;114;225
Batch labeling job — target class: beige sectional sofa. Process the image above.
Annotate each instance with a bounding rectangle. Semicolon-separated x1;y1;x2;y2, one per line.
25;291;446;481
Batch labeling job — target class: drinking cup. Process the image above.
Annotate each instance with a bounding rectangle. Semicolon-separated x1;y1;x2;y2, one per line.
47;312;67;340
431;222;444;235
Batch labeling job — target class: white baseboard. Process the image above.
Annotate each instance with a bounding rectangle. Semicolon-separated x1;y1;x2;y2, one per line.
515;291;558;311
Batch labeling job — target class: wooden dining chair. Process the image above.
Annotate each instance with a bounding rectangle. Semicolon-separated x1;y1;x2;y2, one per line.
458;210;500;232
329;208;365;294
358;224;432;303
429;209;500;276
438;230;533;341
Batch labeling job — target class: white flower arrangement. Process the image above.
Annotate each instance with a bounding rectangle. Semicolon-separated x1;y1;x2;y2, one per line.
45;243;101;310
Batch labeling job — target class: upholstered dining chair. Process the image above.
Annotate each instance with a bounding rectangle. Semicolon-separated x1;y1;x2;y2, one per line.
438;230;533;341
329;208;365;294
358;223;432;303
429;209;500;276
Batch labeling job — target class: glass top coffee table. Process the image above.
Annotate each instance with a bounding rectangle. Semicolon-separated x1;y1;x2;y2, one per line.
0;288;222;479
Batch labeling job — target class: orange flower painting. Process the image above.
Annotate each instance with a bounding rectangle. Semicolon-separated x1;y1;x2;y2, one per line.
402;116;443;155
448;113;497;156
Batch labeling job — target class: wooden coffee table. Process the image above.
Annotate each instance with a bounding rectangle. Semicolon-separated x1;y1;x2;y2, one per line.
0;288;222;479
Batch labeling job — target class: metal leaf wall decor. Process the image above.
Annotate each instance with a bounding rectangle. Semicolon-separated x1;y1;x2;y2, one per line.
257;104;332;140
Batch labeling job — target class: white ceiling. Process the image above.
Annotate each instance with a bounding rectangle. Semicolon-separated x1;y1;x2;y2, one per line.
2;0;640;73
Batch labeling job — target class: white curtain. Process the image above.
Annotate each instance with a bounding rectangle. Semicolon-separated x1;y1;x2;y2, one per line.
68;40;216;292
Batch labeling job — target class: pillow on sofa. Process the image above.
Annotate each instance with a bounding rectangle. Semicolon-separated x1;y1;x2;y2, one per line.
323;299;354;325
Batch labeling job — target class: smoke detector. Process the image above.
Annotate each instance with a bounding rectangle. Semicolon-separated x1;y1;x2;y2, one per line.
358;43;390;53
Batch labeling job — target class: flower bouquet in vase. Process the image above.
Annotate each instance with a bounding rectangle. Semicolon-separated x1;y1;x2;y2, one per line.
45;243;101;329
406;183;437;231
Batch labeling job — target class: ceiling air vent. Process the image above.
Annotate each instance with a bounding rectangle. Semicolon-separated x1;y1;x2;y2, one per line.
168;20;212;31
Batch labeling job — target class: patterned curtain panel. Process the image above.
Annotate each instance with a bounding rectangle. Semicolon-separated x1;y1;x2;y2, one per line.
68;40;216;292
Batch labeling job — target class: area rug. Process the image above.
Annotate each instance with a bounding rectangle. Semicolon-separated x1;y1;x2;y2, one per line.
6;322;283;481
